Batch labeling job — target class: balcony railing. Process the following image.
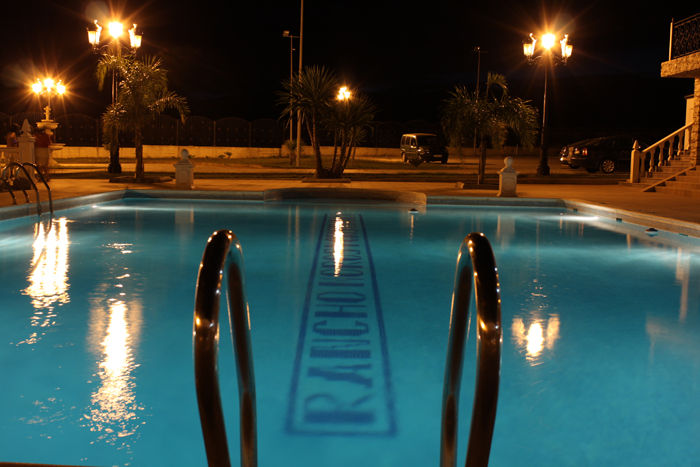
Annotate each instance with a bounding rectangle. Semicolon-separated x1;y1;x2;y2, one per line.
669;13;700;60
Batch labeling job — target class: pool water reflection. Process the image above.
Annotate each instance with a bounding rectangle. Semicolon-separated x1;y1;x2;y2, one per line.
0;199;698;466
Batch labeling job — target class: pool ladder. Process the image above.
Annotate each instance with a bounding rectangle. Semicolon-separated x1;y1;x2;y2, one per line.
193;230;257;467
1;161;54;222
440;233;502;467
192;231;502;467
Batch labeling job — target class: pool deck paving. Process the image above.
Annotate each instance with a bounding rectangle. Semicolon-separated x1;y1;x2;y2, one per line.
2;155;699;235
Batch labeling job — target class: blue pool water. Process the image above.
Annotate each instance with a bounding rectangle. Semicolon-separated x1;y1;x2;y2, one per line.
1;197;699;466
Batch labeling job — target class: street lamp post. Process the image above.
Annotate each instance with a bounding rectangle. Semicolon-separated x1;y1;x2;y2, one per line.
87;19;142;174
523;32;572;176
295;0;304;168
31;77;67;176
32;77;66;123
282;30;299;145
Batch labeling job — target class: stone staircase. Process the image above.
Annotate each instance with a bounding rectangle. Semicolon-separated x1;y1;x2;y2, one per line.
643;150;700;197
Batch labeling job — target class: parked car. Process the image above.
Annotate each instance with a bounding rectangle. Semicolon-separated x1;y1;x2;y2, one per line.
400;133;448;165
560;135;640;174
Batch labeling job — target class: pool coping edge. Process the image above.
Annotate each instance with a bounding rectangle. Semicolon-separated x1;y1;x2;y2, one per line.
1;189;698;238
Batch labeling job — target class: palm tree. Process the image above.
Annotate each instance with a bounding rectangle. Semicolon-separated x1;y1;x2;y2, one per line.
280;65;337;176
442;72;538;184
97;54;189;180
326;94;375;177
280;65;375;178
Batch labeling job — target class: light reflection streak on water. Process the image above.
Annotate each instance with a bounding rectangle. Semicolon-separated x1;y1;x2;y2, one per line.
84;241;143;448
24;218;70;310
675;249;690;323
512;315;561;365
550;215;600;222
94;205;183;212
334;215;344;276
19;218;70;345
86;298;143;445
107;242;134;255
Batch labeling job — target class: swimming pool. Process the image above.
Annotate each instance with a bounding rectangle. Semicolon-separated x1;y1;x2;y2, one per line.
1;195;699;466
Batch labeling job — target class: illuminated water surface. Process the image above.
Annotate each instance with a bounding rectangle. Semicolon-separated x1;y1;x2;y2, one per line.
0;199;698;466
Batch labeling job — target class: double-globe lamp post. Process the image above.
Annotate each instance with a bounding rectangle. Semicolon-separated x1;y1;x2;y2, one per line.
337;86;351;102
87;19;142;173
523;32;572;176
31;77;66;122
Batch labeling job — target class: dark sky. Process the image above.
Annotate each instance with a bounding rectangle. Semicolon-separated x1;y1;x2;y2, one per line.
0;0;697;140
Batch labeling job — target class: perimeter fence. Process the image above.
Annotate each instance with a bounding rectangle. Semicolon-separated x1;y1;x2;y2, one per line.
0;112;439;149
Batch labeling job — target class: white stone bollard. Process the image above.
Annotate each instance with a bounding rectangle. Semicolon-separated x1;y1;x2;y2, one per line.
17;119;35;165
629;140;642;184
498;156;517;197
174;149;194;189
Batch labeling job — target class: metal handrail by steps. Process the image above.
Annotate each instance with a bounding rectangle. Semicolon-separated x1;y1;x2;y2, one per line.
440;233;502;467
1;162;53;219
22;162;54;217
193;230;257;467
2;162;35;207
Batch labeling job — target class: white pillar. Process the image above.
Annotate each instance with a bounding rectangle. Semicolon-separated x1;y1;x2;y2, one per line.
498;156;517;197
17;119;35;165
630;140;643;183
174;148;194;189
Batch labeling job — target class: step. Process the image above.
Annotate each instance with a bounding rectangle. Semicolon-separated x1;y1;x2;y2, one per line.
643;173;674;182
677;173;700;182
659;180;700;190
641;167;698;189
653;161;694;171
653;185;700;197
645;165;696;178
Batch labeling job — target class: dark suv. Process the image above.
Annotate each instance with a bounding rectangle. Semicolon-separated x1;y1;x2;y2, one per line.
560;135;638;174
400;133;448;165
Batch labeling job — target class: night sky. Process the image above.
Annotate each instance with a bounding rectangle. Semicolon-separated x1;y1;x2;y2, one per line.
0;0;697;142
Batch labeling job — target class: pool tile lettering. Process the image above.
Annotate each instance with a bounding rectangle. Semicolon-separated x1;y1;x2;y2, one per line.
286;214;396;436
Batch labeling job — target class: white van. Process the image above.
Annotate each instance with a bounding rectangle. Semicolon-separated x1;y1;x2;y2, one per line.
400;133;448;165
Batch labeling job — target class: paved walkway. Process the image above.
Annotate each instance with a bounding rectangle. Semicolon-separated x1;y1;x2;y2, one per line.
2;156;698;233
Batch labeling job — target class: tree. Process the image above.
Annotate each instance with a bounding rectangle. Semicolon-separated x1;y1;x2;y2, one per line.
280;65;375;178
325;94;375;177
442;72;538;184
97;54;189;180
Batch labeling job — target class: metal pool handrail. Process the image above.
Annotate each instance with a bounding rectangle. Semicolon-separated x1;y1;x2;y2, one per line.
440;232;502;467
2;162;39;211
193;230;257;467
22;162;54;218
2;162;54;221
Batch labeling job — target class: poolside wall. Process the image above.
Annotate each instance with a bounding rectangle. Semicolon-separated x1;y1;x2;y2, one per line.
50;145;538;160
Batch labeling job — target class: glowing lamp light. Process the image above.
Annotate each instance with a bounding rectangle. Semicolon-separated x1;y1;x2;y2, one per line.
88;20;102;46
108;21;124;39
87;19;142;53
560;34;572;61
541;33;556;50
337;86;351;101
523;32;573;63
523;33;536;59
31;78;66;95
129;24;142;49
